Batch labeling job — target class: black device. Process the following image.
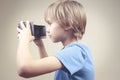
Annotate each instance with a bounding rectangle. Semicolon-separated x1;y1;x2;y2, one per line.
18;22;46;39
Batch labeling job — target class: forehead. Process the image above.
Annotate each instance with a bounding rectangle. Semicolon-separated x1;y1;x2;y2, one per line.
45;15;56;23
45;9;56;23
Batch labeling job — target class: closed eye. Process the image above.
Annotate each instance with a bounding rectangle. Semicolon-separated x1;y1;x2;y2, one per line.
45;19;52;25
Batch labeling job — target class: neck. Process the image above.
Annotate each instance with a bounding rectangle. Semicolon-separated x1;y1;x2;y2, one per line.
61;37;78;46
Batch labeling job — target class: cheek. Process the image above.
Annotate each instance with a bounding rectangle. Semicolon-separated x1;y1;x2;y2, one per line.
50;26;65;41
52;26;64;36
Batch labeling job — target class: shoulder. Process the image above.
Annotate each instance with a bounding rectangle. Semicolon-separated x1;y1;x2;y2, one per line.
58;42;90;55
54;42;90;75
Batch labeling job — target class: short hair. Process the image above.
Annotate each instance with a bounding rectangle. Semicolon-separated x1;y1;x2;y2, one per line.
45;0;87;39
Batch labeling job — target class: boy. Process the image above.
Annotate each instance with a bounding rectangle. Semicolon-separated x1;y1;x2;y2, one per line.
17;0;94;80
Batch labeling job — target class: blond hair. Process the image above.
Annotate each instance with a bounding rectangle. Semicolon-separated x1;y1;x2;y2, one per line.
45;0;86;39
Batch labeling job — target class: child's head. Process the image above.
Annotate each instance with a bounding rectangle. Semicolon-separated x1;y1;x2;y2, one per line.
45;0;86;39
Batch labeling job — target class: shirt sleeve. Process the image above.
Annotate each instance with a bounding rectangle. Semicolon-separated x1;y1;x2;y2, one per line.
55;46;86;75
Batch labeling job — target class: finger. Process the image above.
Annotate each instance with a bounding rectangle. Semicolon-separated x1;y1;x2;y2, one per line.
20;21;26;29
23;22;27;27
26;21;30;29
31;36;35;41
26;21;32;34
17;27;21;33
18;23;22;30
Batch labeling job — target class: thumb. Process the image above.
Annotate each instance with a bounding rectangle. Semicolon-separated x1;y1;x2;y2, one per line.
30;36;35;42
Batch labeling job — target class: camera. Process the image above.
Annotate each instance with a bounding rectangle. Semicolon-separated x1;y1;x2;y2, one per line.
18;22;46;40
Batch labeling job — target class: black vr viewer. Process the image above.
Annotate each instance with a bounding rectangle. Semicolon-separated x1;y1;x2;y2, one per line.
18;22;46;40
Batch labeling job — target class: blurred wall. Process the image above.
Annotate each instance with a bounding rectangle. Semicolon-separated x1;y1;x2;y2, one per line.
0;0;120;80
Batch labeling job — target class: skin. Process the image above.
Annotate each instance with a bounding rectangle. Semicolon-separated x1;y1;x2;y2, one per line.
17;18;77;78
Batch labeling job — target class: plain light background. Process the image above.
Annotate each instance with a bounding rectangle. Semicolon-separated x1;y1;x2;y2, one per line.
0;0;120;80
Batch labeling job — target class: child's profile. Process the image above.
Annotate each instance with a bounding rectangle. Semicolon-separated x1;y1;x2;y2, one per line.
16;0;94;80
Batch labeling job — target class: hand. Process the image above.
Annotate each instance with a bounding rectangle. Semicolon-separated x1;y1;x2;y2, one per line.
17;21;35;44
34;39;44;47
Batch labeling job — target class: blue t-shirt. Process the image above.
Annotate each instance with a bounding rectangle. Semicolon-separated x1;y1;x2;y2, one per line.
54;42;94;80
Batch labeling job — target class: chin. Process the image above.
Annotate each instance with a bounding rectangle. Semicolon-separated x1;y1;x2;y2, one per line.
51;38;60;43
52;40;59;43
49;36;61;43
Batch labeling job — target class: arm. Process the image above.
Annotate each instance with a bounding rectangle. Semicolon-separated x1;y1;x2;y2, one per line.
17;21;63;78
34;39;48;58
18;56;62;78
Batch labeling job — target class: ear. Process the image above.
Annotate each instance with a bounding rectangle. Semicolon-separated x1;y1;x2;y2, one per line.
64;26;72;31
